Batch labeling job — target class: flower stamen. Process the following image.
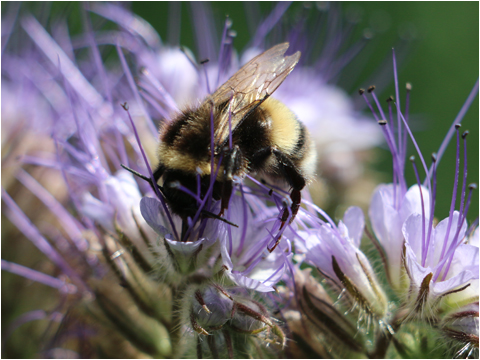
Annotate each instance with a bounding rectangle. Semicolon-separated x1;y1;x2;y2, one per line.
425;79;479;182
425;153;437;257
438;125;462;263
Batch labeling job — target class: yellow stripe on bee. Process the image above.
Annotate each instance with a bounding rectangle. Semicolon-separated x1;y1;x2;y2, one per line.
261;97;301;155
157;143;223;175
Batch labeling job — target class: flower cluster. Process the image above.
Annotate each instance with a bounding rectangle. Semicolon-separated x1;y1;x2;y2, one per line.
2;2;478;359
279;74;478;358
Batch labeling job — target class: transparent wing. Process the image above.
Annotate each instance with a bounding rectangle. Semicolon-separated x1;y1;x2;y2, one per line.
210;43;300;148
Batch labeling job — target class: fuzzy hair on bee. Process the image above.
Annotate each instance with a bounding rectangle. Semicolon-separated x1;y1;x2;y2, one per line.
150;43;317;239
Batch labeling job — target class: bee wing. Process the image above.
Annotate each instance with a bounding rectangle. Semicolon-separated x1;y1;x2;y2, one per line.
211;43;301;148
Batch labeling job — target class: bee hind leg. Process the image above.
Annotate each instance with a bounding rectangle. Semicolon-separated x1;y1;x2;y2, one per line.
271;149;306;229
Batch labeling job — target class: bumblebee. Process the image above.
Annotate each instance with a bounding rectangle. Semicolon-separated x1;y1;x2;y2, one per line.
151;43;316;237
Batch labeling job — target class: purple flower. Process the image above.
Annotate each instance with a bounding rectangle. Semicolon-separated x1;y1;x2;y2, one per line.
403;210;478;308
218;191;292;292
363;56;479;320
81;169;149;240
370;183;430;291
295;205;387;319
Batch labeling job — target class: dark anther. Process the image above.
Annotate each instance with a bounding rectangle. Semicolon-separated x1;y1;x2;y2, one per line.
358;88;365;95
462;130;469;139
121;102;129;111
367;85;376;93
200;58;210;65
431;153;437;162
455;123;462;129
469;183;477;190
386;96;394;103
377;120;388;126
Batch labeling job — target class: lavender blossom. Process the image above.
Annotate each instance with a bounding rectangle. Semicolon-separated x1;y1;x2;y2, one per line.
296;205;387;319
363;55;479;353
275;51;478;360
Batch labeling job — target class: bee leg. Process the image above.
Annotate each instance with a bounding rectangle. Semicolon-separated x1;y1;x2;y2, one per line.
153;164;165;183
280;189;301;227
271;149;306;229
218;145;243;217
219;181;233;217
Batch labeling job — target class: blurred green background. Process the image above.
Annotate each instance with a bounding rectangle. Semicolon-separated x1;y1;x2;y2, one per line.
132;1;479;221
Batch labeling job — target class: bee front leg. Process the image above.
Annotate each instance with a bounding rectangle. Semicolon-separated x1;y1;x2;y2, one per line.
219;181;233;217
153;163;165;183
219;145;244;217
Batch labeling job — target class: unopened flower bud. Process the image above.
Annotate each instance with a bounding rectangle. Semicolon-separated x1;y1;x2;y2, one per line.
191;285;234;331
440;302;479;355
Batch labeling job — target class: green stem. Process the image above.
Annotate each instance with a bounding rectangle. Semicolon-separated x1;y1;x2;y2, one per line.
369;308;408;358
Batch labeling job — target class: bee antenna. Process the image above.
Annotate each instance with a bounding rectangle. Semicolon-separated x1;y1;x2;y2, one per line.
120;164;165;197
201;210;239;228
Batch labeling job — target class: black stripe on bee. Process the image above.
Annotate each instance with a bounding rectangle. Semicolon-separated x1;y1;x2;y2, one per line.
293;122;306;155
162;110;192;145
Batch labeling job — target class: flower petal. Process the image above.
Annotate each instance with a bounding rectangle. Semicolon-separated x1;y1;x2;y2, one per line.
226;272;275;292
140;197;170;237
342;206;364;247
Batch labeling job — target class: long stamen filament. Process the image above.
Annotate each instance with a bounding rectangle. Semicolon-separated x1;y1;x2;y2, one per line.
425;154;437;258
394;103;432;197
438;126;461;261
424;79;479;184
437;184;477;282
